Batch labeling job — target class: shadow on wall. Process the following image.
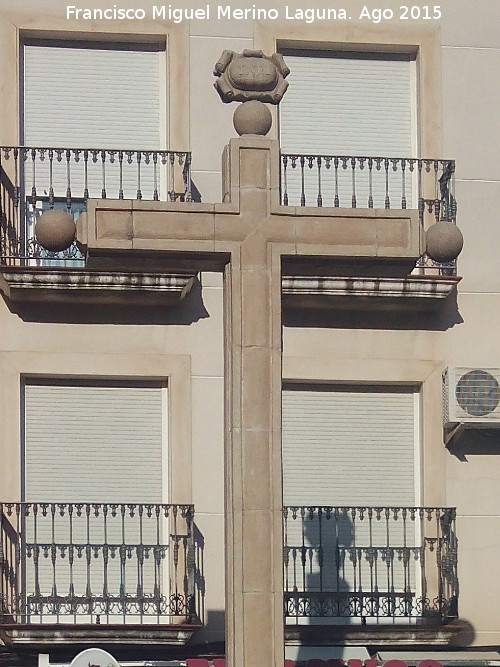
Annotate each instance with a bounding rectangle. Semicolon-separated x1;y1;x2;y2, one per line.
190;180;203;203
283;289;463;332
184;524;225;656
185;610;226;656
4;276;210;325
448;430;500;462
449;619;476;647
193;523;206;626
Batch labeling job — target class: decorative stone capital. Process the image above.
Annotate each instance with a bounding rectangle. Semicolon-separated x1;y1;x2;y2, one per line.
213;49;289;104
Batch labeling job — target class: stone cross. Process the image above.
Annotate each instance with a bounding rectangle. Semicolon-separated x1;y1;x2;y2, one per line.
74;54;420;667
78;135;419;667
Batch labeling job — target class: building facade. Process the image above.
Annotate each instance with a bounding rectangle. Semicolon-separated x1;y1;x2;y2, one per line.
0;0;499;665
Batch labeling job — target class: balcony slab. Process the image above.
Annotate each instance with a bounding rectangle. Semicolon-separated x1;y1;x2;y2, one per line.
0;267;196;305
282;274;461;311
285;619;467;648
0;623;202;649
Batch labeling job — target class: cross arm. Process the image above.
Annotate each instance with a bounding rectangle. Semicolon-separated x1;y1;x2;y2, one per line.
77;198;249;272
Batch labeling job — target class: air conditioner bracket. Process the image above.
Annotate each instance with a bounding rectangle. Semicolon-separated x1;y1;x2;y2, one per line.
444;421;466;447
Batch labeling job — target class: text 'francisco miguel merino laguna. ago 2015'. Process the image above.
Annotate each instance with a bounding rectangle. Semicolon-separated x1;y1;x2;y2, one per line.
66;5;352;23
66;4;444;23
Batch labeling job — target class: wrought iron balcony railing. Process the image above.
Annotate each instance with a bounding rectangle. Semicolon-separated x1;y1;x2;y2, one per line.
0;146;192;265
281;154;458;275
280;154;456;219
0;502;199;625
283;505;458;624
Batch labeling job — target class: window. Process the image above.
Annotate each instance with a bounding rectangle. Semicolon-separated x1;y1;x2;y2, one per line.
282;384;421;623
279;50;417;208
21;40;166;263
22;378;170;623
282;384;419;506
23;378;167;503
23;40;165;152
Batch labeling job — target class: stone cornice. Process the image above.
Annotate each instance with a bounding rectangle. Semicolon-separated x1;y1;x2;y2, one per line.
0;267;196;305
282;274;461;310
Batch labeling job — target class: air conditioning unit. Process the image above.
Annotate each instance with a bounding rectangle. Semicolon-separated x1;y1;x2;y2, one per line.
443;367;500;425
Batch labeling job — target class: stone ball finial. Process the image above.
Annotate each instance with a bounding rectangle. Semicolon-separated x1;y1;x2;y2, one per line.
214;49;289;104
233;101;272;136
35;209;76;252
425;221;464;263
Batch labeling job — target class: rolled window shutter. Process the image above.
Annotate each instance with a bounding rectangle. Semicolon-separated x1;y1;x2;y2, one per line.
282;386;416;507
24;381;165;503
23;43;163;199
279;53;415;207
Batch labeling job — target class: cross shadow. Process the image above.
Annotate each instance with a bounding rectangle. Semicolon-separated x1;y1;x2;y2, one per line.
289;511;353;665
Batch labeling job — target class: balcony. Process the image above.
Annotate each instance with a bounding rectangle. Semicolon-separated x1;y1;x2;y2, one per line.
0;502;202;649
0;145;460;310
0;146;191;264
280;153;458;275
283;506;459;644
0;146;195;305
0;146;456;264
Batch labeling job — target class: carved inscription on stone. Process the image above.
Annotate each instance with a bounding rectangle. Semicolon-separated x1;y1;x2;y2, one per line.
214;49;289;103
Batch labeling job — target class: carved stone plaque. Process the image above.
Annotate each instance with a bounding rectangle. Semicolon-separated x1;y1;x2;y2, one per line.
214;49;289;104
